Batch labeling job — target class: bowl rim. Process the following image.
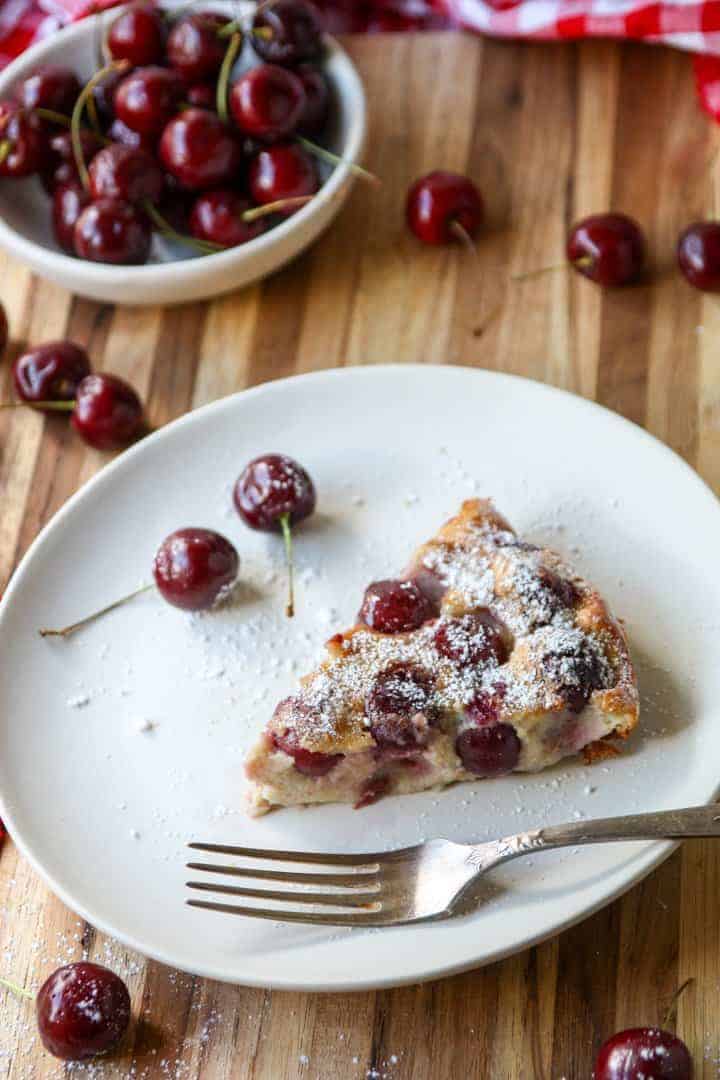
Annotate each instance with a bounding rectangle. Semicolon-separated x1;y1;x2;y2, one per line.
0;6;366;283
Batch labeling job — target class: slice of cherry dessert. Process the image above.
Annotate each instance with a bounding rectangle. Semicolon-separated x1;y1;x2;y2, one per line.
245;499;639;813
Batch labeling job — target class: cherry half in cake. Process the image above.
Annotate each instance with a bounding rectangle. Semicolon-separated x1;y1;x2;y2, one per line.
245;499;639;813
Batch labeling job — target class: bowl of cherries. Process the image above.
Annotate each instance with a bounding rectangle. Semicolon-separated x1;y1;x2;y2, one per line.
0;0;366;306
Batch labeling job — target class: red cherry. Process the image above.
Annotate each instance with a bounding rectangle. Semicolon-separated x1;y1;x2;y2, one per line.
251;0;323;66
365;663;432;749
594;1027;693;1080
0;101;47;178
189;190;266;248
42;128;102;194
159;108;242;190
541;638;605;713
248;142;318;212
186;82;216;110
273;726;343;777
13;341;90;403
91;70;124;127
71;373;144;450
166;13;233;83
36;962;131;1061
406;170;483;246
74;199;152;265
358;579;438;634
433;612;508;667
229;64;306;141
234;453;316;530
567;213;645;286
17;65;80;115
88;143;163;203
153;527;239;610
296;64;329;134
114;66;184;136
455;723;520;777
107;3;166;67
677;221;720;292
52;180;90;252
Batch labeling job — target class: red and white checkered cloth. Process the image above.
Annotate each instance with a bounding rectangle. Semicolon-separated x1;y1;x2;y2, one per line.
3;0;720;108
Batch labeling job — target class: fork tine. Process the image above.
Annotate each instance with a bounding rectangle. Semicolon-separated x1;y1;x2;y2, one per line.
187;842;380;868
186;862;377;887
186;899;392;926
186;881;381;908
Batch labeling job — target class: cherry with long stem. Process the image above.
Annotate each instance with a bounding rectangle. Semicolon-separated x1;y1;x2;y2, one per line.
216;31;242;125
39;582;154;638
0;976;34;1001
0;400;75;411
278;512;295;617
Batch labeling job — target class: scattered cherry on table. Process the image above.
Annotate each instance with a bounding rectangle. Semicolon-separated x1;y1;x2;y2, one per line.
234;453;316;616
594;1027;693;1080
71;372;144;450
567;213;645;286
13;341;90;405
406;170;484;247
677;221;720;292
153;527;239;610
36;962;131;1061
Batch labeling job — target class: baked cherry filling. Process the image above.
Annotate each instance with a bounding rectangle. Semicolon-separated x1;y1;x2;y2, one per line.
273;727;343;778
465;685;506;727
365;663;433;749
358;579;438;634
433;611;508;667
537;566;579;610
542;638;605;713
455;723;520;777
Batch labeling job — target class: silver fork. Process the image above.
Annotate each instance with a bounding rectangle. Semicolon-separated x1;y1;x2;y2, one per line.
186;805;720;927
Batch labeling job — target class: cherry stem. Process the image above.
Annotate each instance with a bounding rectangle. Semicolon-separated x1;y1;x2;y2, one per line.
242;196;313;222
449;219;477;257
39;583;154;639
662;977;694;1029
34;107;70;127
0;976;34;1001
0;142;10;166
296;135;381;187
142;201;225;255
72;59;130;189
216;31;242;125
278;513;295;618
0;400;75;411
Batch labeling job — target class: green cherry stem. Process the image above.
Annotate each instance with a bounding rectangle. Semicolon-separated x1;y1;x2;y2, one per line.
142;201;224;255
242;196;313;222
39;583;154;639
0;976;34;1001
72;59;130;189
34;107;70;127
0;142;10;167
0;400;75;411
295;135;381;187
278;513;295;618
449;220;477;258
216;31;242;125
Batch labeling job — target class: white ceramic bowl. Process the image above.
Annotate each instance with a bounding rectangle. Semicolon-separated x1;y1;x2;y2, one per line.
0;4;366;306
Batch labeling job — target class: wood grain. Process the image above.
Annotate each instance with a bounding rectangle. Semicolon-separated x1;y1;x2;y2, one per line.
0;32;717;1079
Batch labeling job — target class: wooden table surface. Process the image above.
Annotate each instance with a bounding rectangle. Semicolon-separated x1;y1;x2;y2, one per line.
1;30;719;1080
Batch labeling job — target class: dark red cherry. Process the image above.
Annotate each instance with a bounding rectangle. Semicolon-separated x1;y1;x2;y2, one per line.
88;144;163;203
158;183;193;233
234;453;316;530
18;65;80;116
13;341;90;403
455;723;520;777
0;102;47;177
567;213;645;286
273;727;343;777
365;663;433;749
434;612;508;667
159;108;242;190
71;373;144;450
74;199;151;265
229;64;306;141
465;687;505;728
594;1027;693;1080
358;579;438;634
114;66;184;136
52;180;90;252
153;527;239;610
36;962;131;1061
406;170;483;246
42;129;101;193
91;70;124;127
542;638;605;713
166;13;233;83
107;3;165;66
189;189;266;247
251;0;323;66
248;142;318;212
186;82;216;110
296;64;329;134
677;221;720;292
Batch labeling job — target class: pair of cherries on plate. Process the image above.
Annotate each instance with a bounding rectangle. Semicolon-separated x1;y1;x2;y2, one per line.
408;170;720;291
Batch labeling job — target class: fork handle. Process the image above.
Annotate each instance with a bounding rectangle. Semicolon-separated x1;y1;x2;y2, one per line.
537;805;720;848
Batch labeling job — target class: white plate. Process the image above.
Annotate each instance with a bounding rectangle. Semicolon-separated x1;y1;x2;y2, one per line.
0;4;365;306
0;365;718;991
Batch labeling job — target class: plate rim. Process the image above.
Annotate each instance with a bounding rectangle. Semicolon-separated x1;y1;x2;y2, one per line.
0;363;717;991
